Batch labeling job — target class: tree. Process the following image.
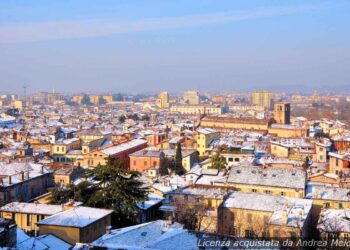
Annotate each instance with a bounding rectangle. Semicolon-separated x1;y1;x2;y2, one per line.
173;143;185;175
174;199;208;231
49;157;148;224
159;157;171;176
84;157;148;221
81;95;92;105
99;97;107;105
209;150;227;172
141;114;150;121
119;115;126;123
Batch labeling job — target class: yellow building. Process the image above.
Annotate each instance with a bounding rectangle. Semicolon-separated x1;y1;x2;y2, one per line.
200;116;269;131
37;206;113;245
72;95;84;104
156;91;169;109
268;124;308;138
11;100;23;110
102;95;113;103
196;128;220;157
274;102;291;124
0;202;64;235
89;95;100;105
252;91;271;109
218;192;313;239
213;165;306;198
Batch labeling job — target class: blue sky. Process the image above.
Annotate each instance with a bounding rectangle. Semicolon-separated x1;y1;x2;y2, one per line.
0;0;349;94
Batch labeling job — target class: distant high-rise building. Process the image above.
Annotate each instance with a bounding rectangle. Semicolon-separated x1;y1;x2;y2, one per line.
252;91;271;109
274;102;291;124
183;91;200;105
156;91;169;108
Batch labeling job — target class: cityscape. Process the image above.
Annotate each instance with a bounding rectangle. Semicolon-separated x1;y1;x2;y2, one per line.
1;1;350;250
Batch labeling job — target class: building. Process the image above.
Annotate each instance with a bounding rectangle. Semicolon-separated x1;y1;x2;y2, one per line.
183;91;200;105
274;102;291;124
37;206;113;245
214;165;307;198
0;202;65;235
317;209;350;241
129;148;165;172
92;220;199;250
162;149;199;172
156;91;169;109
328;152;350;175
196;128;220;157
218;192;313;239
77;139;148;168
199;116;269;131
170;104;223;115
268;124;308;138
252;91;272;109
0;162;53;206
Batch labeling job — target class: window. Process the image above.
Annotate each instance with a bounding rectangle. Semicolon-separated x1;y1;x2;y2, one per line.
325;203;330;209
134;160;136;166
281;192;285;196
153;161;157;166
265;190;272;195
235;158;239;162
319;147;324;152
252;189;257;193
229;226;236;235
26;214;31;227
228;158;233;162
320;155;323;161
245;230;254;238
339;203;343;209
336;159;339;166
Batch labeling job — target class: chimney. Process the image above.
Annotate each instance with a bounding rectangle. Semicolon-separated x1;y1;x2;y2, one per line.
7;176;11;184
40;165;45;174
19;171;25;181
106;225;112;234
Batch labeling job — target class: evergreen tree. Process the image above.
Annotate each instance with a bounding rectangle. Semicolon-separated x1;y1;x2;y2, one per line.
81;95;92;105
118;115;126;123
85;157;148;220
159;157;170;176
99;97;107;105
174;143;185;175
209;150;228;172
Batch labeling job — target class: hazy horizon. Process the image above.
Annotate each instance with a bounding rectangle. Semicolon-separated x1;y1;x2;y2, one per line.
1;0;349;94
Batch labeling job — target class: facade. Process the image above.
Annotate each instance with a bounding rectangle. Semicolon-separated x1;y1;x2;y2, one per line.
183;90;200;105
218;192;313;239
0;162;53;206
200;116;269;131
37;206;113;245
252;91;272;109
214;165;306;198
170;105;223;115
77;139;148;168
129;148;165;172
274;102;291;124
0;202;64;235
156;91;169;109
196;128;220;157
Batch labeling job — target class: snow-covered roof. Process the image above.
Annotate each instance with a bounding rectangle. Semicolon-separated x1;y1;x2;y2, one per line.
92;220;199;250
101;139;147;155
0;202;64;215
37;206;113;228
217;165;306;189
223;192;312;228
318;209;350;233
